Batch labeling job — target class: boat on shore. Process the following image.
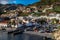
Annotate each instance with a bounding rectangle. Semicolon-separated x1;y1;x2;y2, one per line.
7;28;24;34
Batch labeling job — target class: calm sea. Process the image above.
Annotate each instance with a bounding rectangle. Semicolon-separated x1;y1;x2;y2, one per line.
0;31;53;40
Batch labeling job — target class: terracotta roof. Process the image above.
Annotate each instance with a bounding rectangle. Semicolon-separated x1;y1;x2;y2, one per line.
0;21;8;24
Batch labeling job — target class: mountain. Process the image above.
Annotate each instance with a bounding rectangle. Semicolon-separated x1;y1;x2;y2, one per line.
28;0;60;6
27;0;44;6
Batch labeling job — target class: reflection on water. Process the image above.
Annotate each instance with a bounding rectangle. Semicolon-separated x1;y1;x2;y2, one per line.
8;34;24;40
0;31;8;40
8;34;44;40
0;31;53;40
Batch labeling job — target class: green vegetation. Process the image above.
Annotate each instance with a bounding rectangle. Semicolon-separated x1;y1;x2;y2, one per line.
33;13;41;16
54;5;60;13
19;13;30;16
47;9;54;13
0;12;7;15
51;18;59;24
57;26;60;29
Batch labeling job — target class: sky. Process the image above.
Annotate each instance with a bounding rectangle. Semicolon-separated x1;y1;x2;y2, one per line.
0;0;40;5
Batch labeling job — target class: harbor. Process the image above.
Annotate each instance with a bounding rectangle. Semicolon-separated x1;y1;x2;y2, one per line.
0;0;60;40
0;15;59;40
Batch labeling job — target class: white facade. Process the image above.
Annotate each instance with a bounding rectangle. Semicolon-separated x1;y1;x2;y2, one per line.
0;23;7;27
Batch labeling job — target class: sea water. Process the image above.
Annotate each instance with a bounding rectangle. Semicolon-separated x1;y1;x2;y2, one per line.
0;31;53;40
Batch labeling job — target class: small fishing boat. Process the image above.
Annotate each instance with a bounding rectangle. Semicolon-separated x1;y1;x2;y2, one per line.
13;30;24;35
8;30;19;34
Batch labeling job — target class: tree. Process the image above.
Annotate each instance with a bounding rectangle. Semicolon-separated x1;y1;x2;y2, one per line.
41;0;60;5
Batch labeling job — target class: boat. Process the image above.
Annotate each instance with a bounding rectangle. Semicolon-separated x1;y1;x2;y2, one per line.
8;30;19;34
8;28;24;35
13;30;24;35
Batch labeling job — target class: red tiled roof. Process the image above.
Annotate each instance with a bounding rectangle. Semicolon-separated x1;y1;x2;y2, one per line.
0;21;8;24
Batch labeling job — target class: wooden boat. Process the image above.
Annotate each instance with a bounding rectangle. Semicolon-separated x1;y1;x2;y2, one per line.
8;29;24;35
13;30;24;35
8;30;19;34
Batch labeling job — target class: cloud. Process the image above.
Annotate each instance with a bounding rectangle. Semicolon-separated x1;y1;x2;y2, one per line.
0;0;40;5
0;1;8;4
13;1;17;3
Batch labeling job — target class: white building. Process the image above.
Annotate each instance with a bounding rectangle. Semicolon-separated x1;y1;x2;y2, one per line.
0;23;7;27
